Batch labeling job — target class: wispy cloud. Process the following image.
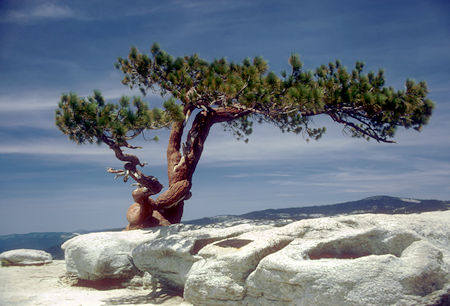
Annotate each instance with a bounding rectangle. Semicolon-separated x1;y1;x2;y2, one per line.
200;124;366;165
4;3;79;23
269;162;450;196
0;133;168;166
0;138;111;156
225;172;293;178
0;92;60;112
170;0;256;13
0;85;160;130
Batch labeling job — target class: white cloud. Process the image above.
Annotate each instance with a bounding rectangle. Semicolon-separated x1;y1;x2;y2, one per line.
200;124;364;165
28;3;74;18
0;138;111;156
0;86;130;113
0;133;168;166
269;161;450;196
5;3;78;22
0;85;161;131
225;172;293;178
0;92;60;112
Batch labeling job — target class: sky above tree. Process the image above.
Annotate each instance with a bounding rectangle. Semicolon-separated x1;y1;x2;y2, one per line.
0;0;449;235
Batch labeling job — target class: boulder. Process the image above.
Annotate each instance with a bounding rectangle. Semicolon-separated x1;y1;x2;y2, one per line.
245;234;446;305
62;229;161;280
184;228;293;304
182;211;450;305
0;249;52;266
132;223;273;289
60;210;450;305
61;223;207;281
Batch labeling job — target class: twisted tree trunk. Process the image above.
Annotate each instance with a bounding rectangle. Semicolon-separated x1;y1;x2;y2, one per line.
125;107;248;229
126;110;214;229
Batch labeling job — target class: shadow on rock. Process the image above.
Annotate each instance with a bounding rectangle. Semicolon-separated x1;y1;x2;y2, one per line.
102;286;184;305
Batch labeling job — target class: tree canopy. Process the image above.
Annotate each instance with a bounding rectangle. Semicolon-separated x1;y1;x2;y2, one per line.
55;43;434;228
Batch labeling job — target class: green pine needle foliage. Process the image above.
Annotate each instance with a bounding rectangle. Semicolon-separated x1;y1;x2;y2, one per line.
55;91;176;145
57;43;434;148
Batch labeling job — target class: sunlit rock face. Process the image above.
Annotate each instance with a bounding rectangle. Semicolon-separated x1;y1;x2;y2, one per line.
244;231;445;305
62;210;450;305
132;223;273;289
181;212;449;305
62;230;161;280
0;249;52;266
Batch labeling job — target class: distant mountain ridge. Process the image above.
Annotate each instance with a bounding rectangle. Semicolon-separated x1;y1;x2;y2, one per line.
0;232;76;259
185;195;450;225
1;196;448;258
241;195;449;218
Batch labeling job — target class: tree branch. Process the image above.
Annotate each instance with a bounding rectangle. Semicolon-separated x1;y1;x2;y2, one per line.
327;113;395;143
124;129;144;140
100;134;163;194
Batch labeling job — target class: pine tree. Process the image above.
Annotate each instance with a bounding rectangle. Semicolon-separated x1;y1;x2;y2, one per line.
56;44;434;229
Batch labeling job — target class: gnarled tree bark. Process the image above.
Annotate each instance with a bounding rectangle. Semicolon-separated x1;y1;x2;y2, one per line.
125;107;249;229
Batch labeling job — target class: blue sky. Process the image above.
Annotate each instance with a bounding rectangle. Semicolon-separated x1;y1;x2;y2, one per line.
0;0;449;235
